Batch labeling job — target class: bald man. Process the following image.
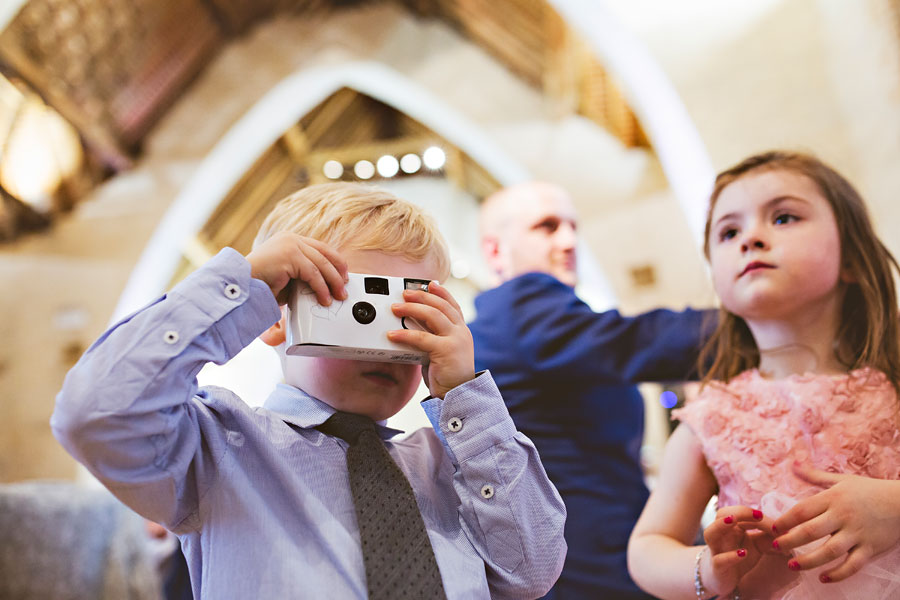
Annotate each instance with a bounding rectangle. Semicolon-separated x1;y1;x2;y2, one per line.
470;182;711;600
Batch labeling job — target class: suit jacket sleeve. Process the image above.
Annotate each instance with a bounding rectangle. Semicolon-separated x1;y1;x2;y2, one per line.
475;273;713;384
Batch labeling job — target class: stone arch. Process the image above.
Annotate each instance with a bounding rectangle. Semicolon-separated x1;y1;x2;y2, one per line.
113;61;536;319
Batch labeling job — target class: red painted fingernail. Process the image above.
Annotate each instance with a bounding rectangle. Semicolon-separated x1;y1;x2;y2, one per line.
753;509;763;520
788;560;801;571
772;539;780;550
724;515;734;524
737;549;747;558
772;524;779;534
820;574;832;584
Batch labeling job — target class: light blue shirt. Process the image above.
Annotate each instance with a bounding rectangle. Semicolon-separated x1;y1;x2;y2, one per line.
51;248;567;599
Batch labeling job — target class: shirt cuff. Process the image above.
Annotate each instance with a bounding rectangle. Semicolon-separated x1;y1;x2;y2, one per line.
176;247;281;324
421;370;516;464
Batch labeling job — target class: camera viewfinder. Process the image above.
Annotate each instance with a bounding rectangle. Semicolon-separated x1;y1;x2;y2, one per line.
364;277;390;295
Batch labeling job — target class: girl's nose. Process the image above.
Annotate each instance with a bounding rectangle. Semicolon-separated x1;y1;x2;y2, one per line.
741;236;767;253
739;219;769;252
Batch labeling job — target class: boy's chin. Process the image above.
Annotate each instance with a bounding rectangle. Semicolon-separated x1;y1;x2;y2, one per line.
324;399;409;423
280;354;417;420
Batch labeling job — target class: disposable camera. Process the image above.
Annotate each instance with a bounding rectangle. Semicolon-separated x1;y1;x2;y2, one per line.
286;273;432;363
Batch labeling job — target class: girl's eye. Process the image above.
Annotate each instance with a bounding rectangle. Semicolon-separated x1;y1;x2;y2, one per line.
773;213;797;225
719;227;738;241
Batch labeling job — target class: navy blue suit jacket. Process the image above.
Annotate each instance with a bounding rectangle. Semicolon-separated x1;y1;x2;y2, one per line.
469;272;711;599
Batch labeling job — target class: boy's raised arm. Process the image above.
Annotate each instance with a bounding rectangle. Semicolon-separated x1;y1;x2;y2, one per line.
51;248;281;530
392;281;566;595
421;374;567;598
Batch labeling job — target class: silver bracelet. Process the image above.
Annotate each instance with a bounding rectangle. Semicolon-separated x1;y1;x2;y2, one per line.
694;546;741;600
694;546;713;599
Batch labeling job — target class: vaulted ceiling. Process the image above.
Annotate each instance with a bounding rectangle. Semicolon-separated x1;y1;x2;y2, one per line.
1;0;646;161
0;0;649;243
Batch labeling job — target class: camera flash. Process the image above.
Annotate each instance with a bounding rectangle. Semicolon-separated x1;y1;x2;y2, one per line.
404;278;431;292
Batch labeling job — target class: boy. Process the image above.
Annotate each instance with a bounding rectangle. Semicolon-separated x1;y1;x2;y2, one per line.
52;183;566;599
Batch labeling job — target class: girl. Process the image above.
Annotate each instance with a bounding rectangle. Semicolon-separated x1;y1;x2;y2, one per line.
627;151;900;599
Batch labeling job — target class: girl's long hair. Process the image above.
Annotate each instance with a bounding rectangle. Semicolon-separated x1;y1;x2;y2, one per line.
698;151;900;390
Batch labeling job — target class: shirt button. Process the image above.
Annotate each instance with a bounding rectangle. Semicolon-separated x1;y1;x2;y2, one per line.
224;283;242;299
447;417;463;432
163;330;179;344
480;484;494;499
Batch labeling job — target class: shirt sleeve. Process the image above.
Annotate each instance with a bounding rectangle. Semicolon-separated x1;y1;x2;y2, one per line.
421;372;567;599
498;273;714;384
50;248;281;530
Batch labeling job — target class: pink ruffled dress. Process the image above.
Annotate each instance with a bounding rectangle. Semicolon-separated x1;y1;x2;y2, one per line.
673;368;900;600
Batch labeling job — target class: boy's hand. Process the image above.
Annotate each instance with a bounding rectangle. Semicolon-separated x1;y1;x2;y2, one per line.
771;464;900;583
388;282;475;399
245;232;348;306
701;506;779;596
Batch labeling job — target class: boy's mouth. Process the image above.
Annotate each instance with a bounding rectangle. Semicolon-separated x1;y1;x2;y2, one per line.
362;370;399;386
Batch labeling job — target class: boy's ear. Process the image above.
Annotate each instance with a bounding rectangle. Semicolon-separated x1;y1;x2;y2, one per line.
260;309;287;347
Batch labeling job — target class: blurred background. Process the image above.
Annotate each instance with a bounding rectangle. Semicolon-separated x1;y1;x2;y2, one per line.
2;0;900;494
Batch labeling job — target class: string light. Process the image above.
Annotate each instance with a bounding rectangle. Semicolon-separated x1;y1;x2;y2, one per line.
324;147;446;181
400;153;421;174
322;160;343;179
376;155;399;178
422;146;446;170
353;160;375;180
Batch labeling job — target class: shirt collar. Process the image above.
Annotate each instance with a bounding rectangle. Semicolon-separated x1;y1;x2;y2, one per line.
262;383;405;440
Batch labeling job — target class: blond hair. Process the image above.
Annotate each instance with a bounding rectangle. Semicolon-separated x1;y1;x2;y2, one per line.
254;182;450;280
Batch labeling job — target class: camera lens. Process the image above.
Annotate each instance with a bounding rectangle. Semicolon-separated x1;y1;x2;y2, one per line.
352;301;376;324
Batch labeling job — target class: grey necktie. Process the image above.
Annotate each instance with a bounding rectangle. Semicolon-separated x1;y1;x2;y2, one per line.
317;411;447;600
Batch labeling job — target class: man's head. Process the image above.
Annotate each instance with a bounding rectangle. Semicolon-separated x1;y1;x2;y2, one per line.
255;182;450;420
479;181;578;287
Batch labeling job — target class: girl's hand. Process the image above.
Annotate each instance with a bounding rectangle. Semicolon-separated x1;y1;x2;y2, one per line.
246;231;348;306
701;506;779;595
388;282;475;399
771;464;900;583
